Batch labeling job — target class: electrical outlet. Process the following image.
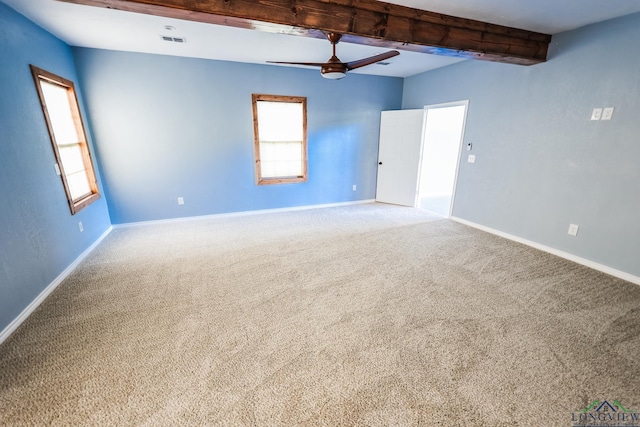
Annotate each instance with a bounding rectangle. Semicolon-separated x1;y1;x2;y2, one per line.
352;184;357;191
602;107;614;121
591;108;602;121
468;154;476;163
177;197;184;205
78;222;83;232
567;224;579;237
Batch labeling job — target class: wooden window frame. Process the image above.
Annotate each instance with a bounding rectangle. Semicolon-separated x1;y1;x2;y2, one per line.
252;94;308;185
30;65;100;215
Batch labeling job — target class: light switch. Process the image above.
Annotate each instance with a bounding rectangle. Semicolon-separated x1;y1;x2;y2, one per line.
468;155;476;163
591;108;602;121
602;107;614;121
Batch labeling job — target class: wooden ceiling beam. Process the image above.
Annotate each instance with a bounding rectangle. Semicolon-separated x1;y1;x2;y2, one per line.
57;0;551;65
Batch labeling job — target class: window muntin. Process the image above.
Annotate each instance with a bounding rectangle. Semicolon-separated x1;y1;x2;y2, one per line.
252;94;307;185
31;65;100;214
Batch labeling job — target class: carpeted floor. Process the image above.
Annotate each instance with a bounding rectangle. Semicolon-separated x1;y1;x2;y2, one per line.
0;203;638;426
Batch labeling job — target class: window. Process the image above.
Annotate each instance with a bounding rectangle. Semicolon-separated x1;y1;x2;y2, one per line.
30;65;100;214
252;94;307;185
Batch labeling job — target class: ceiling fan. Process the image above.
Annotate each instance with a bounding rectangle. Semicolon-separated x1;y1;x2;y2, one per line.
267;33;399;80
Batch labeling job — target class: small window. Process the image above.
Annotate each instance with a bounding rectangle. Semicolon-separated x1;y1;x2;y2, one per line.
252;94;308;185
30;65;100;214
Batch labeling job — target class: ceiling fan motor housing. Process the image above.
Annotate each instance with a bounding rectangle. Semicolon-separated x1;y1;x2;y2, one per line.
321;63;348;79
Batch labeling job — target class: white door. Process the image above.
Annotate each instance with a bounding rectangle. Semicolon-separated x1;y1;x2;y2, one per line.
375;109;425;206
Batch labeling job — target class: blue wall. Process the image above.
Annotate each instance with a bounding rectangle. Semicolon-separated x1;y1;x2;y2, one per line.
403;13;640;277
0;3;111;332
72;49;403;224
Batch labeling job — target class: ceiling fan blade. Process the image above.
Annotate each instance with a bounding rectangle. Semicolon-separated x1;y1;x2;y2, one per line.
267;60;328;67
346;51;400;70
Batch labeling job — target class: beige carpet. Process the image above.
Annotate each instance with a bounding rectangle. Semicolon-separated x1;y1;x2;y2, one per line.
0;203;639;426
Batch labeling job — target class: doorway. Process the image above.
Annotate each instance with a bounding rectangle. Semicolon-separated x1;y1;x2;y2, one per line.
417;101;468;217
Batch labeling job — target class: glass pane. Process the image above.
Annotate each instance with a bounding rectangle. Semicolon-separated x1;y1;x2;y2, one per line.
66;170;91;201
39;80;80;146
260;141;303;178
58;144;85;175
256;101;303;142
261;162;276;179
283;141;302;162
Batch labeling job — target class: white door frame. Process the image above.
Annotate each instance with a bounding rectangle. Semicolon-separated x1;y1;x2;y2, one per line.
416;100;469;217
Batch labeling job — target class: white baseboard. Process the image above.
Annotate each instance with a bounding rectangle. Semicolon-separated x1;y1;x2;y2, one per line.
113;199;377;228
451;217;640;286
0;226;113;345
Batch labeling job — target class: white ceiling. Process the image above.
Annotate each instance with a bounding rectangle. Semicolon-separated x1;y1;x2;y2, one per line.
4;0;640;78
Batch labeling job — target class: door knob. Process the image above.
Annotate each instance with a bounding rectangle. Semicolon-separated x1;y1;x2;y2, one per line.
378;162;383;165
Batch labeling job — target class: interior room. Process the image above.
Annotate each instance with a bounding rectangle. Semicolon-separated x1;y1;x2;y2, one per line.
1;0;639;424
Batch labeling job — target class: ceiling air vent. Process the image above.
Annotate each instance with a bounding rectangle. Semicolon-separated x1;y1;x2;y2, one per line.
160;35;186;43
